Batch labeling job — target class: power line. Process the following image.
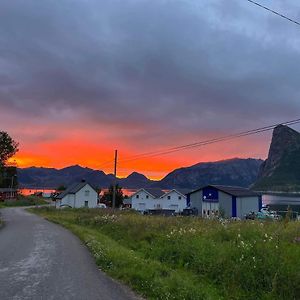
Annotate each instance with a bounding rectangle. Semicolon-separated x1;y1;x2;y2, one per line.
118;118;300;164
246;0;300;27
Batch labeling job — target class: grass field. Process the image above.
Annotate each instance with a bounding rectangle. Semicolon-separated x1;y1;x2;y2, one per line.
0;195;48;208
31;207;300;300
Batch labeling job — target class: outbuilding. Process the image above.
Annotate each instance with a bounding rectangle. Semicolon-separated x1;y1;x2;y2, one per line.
0;188;18;201
55;180;98;208
187;185;262;218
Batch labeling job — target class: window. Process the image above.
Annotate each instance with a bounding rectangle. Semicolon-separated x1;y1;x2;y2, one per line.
146;195;149;199
207;210;210;215
84;200;88;207
136;195;139;199
178;196;182;200
203;209;206;214
85;190;90;197
167;196;171;200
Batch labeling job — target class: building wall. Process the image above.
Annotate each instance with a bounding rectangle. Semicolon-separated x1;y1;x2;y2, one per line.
60;184;98;208
74;184;98;208
131;190;158;212
236;196;259;218
160;191;187;212
61;194;75;207
218;192;233;218
189;190;203;214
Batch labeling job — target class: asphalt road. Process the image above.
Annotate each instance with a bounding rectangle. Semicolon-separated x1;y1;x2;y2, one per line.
0;207;141;300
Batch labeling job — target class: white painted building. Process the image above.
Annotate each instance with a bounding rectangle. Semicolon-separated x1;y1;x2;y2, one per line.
131;188;164;212
131;188;187;213
160;189;187;212
55;181;98;208
188;185;262;219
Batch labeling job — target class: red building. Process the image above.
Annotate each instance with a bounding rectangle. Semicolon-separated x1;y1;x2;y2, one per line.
0;188;18;201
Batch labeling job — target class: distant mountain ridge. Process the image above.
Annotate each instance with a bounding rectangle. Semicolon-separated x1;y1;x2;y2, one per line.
18;158;263;190
153;158;263;189
254;125;300;192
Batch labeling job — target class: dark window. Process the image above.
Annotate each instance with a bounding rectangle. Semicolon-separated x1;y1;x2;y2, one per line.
178;196;182;200
207;210;210;215
136;195;139;199
146;195;149;199
84;200;88;207
203;209;206;214
167;196;171;200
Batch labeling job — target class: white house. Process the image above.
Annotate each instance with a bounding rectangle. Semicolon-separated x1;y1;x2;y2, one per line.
131;188;164;212
130;188;187;213
160;189;187;212
187;185;262;218
55;180;98;208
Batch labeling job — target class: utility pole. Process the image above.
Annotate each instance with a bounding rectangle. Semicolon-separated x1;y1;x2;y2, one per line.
112;149;118;209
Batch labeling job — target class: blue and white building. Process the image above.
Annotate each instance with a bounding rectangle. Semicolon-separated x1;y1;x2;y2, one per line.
187;185;262;218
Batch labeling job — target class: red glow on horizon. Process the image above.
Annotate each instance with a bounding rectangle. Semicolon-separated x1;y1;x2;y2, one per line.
10;133;268;180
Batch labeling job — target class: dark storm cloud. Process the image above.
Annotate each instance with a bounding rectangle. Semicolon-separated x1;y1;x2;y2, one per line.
1;0;300;140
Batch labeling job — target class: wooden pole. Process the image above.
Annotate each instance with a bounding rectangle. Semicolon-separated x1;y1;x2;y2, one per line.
112;150;118;209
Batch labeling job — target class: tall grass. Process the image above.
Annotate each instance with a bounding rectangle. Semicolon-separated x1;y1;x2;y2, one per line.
32;207;300;300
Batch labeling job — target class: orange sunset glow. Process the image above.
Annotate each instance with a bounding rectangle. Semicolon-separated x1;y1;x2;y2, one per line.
9;131;270;180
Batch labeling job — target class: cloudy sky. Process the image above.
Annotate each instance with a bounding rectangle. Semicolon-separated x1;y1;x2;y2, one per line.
1;0;300;178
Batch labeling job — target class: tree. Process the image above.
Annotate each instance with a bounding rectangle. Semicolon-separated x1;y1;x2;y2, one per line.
56;185;67;191
0;132;18;188
0;131;19;167
101;184;124;208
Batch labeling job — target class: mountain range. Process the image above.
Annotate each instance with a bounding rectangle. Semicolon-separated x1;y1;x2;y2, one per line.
16;125;300;192
17;158;263;190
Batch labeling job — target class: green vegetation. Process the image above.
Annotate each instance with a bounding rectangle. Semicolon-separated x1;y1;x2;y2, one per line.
0;195;48;208
101;184;124;208
31;208;300;300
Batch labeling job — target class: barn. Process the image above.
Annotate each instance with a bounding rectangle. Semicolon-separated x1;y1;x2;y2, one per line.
187;185;262;219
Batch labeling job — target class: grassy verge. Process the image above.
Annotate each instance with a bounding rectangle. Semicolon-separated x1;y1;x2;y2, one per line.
0;195;48;208
31;207;300;300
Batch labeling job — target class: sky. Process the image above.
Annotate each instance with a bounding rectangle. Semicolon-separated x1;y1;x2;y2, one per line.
1;0;300;179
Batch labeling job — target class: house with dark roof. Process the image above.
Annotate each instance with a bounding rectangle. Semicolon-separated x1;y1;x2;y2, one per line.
55;180;98;208
130;188;187;213
187;185;262;219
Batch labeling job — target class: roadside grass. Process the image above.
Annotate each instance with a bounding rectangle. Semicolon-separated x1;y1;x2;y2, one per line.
0;195;48;208
31;207;300;300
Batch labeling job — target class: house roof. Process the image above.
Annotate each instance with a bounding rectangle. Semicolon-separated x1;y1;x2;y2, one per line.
160;189;187;198
144;188;165;198
187;185;261;197
56;181;96;199
130;188;165;199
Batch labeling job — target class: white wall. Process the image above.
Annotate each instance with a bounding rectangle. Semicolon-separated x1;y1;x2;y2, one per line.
131;190;160;212
61;184;98;208
160;190;187;212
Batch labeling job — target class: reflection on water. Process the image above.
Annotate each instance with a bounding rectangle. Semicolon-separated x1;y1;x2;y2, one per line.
19;188;56;196
19;188;138;197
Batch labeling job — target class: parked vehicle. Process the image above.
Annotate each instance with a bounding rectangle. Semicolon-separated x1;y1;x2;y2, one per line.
182;207;198;216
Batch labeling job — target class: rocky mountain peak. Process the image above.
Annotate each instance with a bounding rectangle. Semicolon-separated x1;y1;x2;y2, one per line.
259;125;300;178
126;172;148;181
